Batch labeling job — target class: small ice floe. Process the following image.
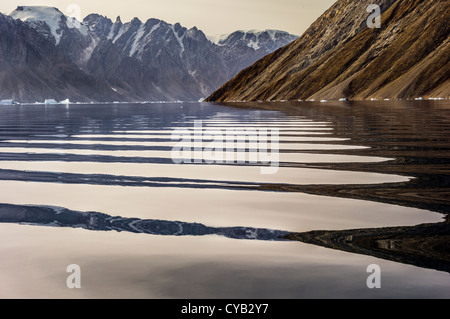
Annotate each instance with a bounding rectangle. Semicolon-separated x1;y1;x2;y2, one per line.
428;97;444;100
308;99;315;102
34;134;68;138
415;97;423;101
0;99;15;105
198;98;205;102
384;98;390;101
44;99;58;104
339;98;348;101
371;98;378;101
297;99;303;102
320;99;328;103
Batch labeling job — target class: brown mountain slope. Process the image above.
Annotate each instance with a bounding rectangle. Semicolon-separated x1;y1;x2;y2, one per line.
206;0;449;102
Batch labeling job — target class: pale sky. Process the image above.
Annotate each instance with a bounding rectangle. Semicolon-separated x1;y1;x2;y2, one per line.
0;0;336;36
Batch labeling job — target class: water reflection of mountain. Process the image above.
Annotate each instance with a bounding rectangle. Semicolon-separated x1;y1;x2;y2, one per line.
0;203;288;241
2;203;449;273
284;218;450;274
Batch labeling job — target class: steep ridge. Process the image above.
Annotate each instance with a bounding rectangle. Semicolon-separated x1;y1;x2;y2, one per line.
206;0;449;102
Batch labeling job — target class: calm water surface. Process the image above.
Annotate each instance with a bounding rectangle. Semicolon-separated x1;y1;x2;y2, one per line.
0;101;448;298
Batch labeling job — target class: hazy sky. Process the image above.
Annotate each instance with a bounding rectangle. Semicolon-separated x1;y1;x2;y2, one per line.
0;0;336;36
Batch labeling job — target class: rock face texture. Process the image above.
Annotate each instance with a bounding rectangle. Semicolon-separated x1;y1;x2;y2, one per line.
206;0;450;102
0;6;297;102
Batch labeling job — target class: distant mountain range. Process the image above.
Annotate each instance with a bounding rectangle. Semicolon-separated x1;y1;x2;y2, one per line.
0;6;298;103
206;0;450;102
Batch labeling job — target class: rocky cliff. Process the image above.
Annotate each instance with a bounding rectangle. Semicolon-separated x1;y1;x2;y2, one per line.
206;0;449;102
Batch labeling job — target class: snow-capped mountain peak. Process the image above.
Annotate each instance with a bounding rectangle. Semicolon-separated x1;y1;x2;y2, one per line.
10;6;63;22
10;6;88;44
206;33;230;46
207;29;298;51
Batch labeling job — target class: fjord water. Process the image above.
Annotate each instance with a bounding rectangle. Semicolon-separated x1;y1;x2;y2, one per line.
0;101;448;298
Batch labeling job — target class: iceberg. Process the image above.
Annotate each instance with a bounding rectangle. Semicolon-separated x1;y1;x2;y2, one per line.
44;99;58;104
0;99;15;105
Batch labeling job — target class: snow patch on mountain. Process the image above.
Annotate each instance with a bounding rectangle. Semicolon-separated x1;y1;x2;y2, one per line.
112;24;125;43
129;22;145;57
266;30;282;41
247;38;260;50
66;16;88;36
106;23;116;40
171;24;186;57
148;21;161;36
10;6;64;44
207;29;297;49
81;37;98;65
206;33;230;46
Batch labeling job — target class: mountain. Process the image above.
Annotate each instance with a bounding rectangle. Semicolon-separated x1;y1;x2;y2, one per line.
82;15;297;101
1;6;298;102
208;30;298;78
206;0;450;102
0;11;122;103
82;14;227;101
